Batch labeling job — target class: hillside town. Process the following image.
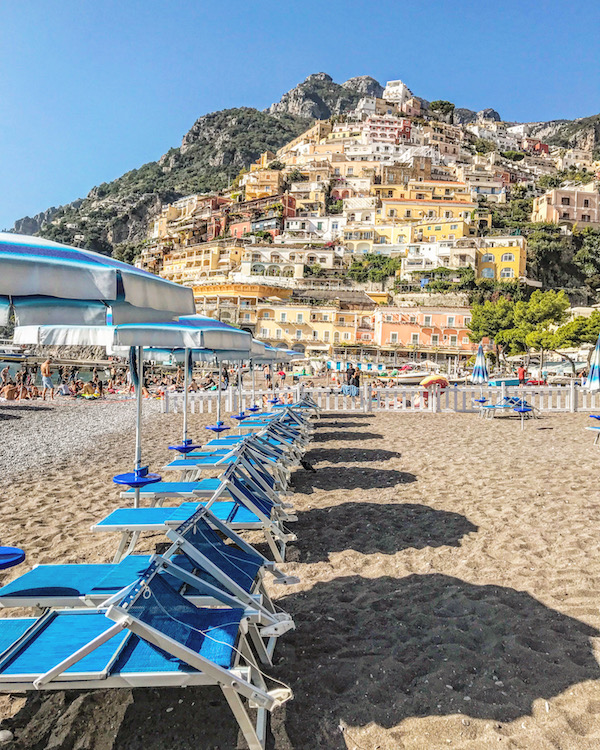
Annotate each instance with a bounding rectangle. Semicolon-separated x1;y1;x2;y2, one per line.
136;78;600;364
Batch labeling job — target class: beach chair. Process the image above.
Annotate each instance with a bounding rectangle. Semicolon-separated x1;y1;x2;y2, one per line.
161;440;292;492
0;561;292;749
95;466;297;562
0;506;298;663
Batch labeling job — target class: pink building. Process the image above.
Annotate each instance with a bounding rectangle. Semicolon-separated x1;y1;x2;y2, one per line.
373;306;482;359
531;186;600;227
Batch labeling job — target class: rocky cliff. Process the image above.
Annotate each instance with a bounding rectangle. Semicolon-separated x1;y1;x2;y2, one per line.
267;72;368;119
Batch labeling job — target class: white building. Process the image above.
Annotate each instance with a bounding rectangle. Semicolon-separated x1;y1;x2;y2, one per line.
382;79;413;106
282;215;346;243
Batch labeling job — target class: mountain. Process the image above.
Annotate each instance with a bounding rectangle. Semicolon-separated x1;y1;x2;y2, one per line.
11;72;600;258
267;72;375;119
29;108;310;259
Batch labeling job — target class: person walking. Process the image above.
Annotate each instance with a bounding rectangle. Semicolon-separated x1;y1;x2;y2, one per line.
41;357;54;401
517;363;527;386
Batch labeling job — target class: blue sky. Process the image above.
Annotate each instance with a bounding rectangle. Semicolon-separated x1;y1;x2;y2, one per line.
1;0;599;230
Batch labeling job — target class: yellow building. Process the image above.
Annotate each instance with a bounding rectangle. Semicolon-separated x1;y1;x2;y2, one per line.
192;281;292;330
475;237;527;281
411;218;473;242
254;294;376;355
161;239;245;284
243;169;286;201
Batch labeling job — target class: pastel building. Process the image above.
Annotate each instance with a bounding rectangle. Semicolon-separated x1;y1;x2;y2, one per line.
373;306;477;359
475;237;527;280
531;185;600;227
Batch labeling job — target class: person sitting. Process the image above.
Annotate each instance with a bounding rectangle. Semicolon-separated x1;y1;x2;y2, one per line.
81;381;97;396
1;382;18;400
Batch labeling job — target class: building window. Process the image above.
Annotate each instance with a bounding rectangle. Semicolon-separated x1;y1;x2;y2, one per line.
481;268;494;278
447;316;455;327
280;312;287;322
562;212;570;219
450;224;457;229
323;314;329;321
391;332;398;343
464;317;471;327
482;253;494;263
339;317;345;323
275;329;282;339
500;267;514;278
582;214;591;222
297;313;303;323
462;336;469;344
385;315;392;322
501;253;515;262
332;222;338;230
561;197;570;205
411;333;419;344
584;199;590;207
431;334;439;345
334;332;340;343
435;226;442;231
343;332;350;341
450;335;458;346
295;329;302;339
324;331;330;342
312;330;319;340
424;315;432;326
260;328;268;337
405;210;411;217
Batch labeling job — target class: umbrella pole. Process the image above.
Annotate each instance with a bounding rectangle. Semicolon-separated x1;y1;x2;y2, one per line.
134;344;143;508
251;359;255;404
238;360;243;414
216;356;222;424
183;348;190;444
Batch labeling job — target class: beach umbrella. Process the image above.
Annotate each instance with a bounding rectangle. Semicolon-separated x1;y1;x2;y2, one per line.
15;317;252;504
584;333;600;393
471;344;489;384
0;233;195;325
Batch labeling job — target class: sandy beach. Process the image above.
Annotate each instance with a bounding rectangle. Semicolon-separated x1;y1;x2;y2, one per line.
1;403;600;748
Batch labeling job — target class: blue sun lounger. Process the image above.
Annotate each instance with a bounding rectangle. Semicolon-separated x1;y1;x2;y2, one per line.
0;506;298;663
0;562;292;749
95;467;297;563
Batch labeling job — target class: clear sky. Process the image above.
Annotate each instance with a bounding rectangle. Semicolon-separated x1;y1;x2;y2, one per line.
1;0;599;230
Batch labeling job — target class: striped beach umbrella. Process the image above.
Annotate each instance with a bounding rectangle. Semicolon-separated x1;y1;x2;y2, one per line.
15;316;252;504
0;233;195;325
585;334;600;393
471;343;489;384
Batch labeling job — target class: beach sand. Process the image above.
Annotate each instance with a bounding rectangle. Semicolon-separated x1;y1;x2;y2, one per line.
1;404;600;748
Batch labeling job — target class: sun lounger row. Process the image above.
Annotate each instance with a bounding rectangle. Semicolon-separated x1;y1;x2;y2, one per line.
0;401;319;749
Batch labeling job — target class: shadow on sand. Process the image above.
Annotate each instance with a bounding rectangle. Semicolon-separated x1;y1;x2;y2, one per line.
291;466;415;494
269;574;600;748
292;502;477;561
305;447;401;464
313;431;383;442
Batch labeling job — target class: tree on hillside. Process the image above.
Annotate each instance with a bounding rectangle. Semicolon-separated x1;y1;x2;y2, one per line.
553;310;600;370
474;138;496;154
526;225;581;289
468;297;515;362
429;100;455;118
573;227;600;296
347;254;401;288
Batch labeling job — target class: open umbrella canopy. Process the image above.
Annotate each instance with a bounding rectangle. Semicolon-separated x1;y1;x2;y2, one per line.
471;343;489;385
0;233;195;325
14;315;252;351
585;334;600;393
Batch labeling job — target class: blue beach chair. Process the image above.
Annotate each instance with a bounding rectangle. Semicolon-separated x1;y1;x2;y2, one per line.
0;561;292;749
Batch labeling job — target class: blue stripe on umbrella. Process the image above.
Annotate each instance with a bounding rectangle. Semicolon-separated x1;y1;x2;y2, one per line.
585;334;600;393
471;343;489;384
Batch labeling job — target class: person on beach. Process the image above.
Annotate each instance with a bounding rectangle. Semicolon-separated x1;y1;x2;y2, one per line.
278;369;286;387
517;364;527;385
264;364;271;388
1;382;17;400
1;366;9;386
41;358;54;401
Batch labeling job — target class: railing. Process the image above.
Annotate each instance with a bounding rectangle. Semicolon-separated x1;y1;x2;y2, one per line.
161;383;598;415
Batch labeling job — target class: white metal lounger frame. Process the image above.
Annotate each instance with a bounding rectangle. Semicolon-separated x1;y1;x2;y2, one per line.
0;563;292;750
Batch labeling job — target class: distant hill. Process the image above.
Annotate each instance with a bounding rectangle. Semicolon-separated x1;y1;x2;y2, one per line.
11;72;600;259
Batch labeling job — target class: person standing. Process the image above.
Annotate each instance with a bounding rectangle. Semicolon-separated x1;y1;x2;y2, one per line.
346;364;355;384
41;357;54;401
517;363;527;385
